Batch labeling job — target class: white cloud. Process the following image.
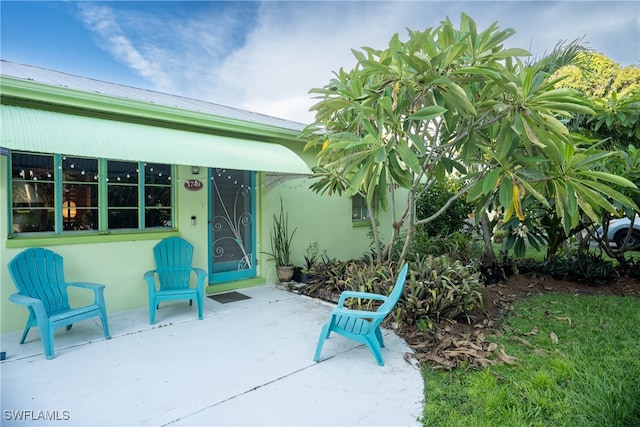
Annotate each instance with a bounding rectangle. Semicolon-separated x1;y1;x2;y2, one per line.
76;1;640;124
77;3;176;91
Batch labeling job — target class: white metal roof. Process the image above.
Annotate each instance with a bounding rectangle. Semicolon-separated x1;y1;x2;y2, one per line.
0;60;305;131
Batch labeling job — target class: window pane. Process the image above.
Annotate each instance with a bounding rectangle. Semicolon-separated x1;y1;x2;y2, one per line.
62;183;99;231
108;209;139;229
107;161;140;230
108;185;139;207
62;156;98;182
62;156;99;231
352;195;372;221
144;163;171;185
12;152;54;181
144;162;172;229
13;181;54;208
11;153;55;233
145;186;171;207
145;208;172;228
13;208;55;233
108;161;138;184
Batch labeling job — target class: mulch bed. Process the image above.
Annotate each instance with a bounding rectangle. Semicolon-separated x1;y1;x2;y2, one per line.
397;274;640;370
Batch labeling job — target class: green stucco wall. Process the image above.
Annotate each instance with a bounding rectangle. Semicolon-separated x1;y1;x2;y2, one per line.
1;150;402;333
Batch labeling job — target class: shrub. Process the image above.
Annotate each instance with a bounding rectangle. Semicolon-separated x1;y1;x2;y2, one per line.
401;229;483;266
305;256;484;327
303;256;350;298
415;181;474;237
398;254;484;326
517;253;619;285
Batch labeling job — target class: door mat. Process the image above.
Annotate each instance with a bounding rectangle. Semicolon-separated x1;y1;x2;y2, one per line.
208;291;251;304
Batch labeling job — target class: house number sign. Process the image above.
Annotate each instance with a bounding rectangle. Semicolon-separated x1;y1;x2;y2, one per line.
184;179;204;191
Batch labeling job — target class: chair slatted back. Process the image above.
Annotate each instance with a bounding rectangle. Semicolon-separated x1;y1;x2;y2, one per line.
377;263;408;314
8;248;71;314
153;237;194;291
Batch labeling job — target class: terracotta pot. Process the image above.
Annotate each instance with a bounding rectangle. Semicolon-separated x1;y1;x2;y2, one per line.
276;265;295;282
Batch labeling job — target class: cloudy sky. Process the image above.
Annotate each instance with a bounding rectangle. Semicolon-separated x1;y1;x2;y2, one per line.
1;1;638;123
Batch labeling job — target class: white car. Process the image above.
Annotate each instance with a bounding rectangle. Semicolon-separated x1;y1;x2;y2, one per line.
597;215;640;249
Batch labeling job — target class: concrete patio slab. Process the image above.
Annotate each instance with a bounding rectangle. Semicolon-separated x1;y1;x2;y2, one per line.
1;285;423;426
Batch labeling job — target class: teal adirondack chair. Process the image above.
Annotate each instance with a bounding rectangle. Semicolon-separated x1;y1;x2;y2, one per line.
7;248;111;360
143;237;207;324
314;263;409;366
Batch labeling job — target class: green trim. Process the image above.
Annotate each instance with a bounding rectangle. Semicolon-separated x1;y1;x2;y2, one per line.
352;220;373;227
5;230;180;248
8;153;178;238
1;77;305;144
206;277;266;294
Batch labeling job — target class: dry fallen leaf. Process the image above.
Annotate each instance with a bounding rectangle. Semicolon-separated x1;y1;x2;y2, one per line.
550;331;559;344
524;326;539;336
510;336;533;347
496;345;518;365
556;316;572;325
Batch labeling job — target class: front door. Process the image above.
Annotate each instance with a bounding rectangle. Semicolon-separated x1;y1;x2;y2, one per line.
209;168;256;283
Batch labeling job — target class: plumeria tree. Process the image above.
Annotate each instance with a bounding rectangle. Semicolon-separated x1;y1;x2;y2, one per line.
302;14;638;265
503;56;640;262
482;50;640;261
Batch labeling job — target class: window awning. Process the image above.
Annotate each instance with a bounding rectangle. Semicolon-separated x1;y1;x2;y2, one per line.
1;105;311;174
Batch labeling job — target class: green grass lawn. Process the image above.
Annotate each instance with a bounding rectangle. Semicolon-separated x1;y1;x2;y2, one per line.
420;293;640;427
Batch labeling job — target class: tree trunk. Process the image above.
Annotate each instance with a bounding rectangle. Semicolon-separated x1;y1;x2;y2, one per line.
480;212;496;265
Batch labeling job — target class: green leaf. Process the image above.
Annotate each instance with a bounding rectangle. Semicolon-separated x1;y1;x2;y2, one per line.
466;178;485;202
580;180;639;211
407;133;426;155
394;143;422;175
491;48;531;58
578;170;637;188
450;66;503;79
434;162;446;183
565;182;578;218
482;168;502;195
539;102;595;115
441;82;477;115
519;179;551;208
498;176;513;208
443;42;467;68
410;105;447;120
513;238;527;257
361;59;391;74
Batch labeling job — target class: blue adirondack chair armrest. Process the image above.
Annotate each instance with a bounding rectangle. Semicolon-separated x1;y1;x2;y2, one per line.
67;282;105;290
67;282;107;304
331;306;389;320
337;291;388;308
67;282;106;294
143;270;161;292
9;292;43;308
143;269;156;280
192;268;207;282
8;293;50;320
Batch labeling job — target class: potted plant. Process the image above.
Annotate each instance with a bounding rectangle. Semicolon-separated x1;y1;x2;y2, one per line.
301;241;320;283
265;198;297;282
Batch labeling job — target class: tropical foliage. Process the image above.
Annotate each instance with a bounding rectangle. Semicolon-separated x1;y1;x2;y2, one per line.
264;198;297;266
302;13;638;265
303;257;483;327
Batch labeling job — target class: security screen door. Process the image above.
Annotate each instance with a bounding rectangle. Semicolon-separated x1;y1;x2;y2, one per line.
209;168;256;283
